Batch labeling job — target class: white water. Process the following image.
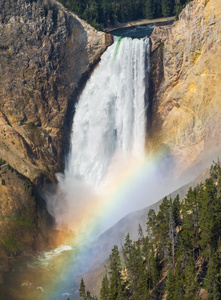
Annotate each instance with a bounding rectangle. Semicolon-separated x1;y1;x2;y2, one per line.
67;37;149;188
27;245;74;268
48;37;150;232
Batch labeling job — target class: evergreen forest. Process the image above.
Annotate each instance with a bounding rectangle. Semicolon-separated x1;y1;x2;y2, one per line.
79;161;221;299
58;0;193;30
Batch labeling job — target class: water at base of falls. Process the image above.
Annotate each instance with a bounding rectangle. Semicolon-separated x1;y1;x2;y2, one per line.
0;245;78;300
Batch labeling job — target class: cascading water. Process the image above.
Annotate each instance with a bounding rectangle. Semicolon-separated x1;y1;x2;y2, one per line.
47;36;151;235
66;37;150;188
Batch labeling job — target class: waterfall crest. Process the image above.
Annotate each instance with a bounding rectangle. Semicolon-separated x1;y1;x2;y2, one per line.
66;37;150;188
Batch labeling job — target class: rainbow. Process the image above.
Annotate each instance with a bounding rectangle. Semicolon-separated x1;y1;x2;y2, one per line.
15;33;185;299
22;148;176;300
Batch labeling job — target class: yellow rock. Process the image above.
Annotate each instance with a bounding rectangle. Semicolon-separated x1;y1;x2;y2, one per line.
150;0;221;174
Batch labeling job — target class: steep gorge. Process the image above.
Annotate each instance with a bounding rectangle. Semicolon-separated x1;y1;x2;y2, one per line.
0;0;221;286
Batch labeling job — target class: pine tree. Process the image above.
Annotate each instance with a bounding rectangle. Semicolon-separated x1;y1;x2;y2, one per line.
166;270;175;300
108;245;123;300
178;187;199;259
149;248;160;289
122;234;142;297
168;206;176;272
137;267;149;299
157;196;171;259
200;178;220;256
146;209;158;243
138;223;144;245
161;0;175;17
145;0;154;19
161;0;171;17
172;194;181;227
153;0;162;18
79;278;86;300
183;259;198;299
173;261;185;299
174;0;182;18
86;290;93;299
142;235;151;261
204;252;221;300
100;274;109;300
142;235;152;296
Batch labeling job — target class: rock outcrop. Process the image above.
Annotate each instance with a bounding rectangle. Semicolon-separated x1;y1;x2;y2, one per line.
149;0;221;175
0;0;112;185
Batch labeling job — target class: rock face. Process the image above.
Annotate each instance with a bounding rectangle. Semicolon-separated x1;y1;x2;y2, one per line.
149;0;221;175
0;161;53;256
0;159;55;278
0;0;112;263
0;0;112;185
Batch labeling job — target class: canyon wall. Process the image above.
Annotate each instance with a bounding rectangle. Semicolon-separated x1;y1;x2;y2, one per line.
0;0;112;185
150;0;221;175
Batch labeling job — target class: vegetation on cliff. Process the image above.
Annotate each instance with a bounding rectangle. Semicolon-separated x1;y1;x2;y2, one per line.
80;161;221;299
58;0;192;30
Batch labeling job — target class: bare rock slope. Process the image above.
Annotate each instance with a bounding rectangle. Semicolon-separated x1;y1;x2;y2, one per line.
150;0;221;174
0;0;112;185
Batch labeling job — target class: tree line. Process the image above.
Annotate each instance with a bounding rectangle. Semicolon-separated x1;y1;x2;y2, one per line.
58;0;193;30
79;160;221;299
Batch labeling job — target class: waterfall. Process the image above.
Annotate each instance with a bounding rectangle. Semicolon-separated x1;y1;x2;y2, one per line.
48;36;150;232
66;37;150;188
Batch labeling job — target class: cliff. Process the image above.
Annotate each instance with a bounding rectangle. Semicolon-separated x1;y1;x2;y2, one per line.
0;0;112;265
0;0;112;185
149;0;221;175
